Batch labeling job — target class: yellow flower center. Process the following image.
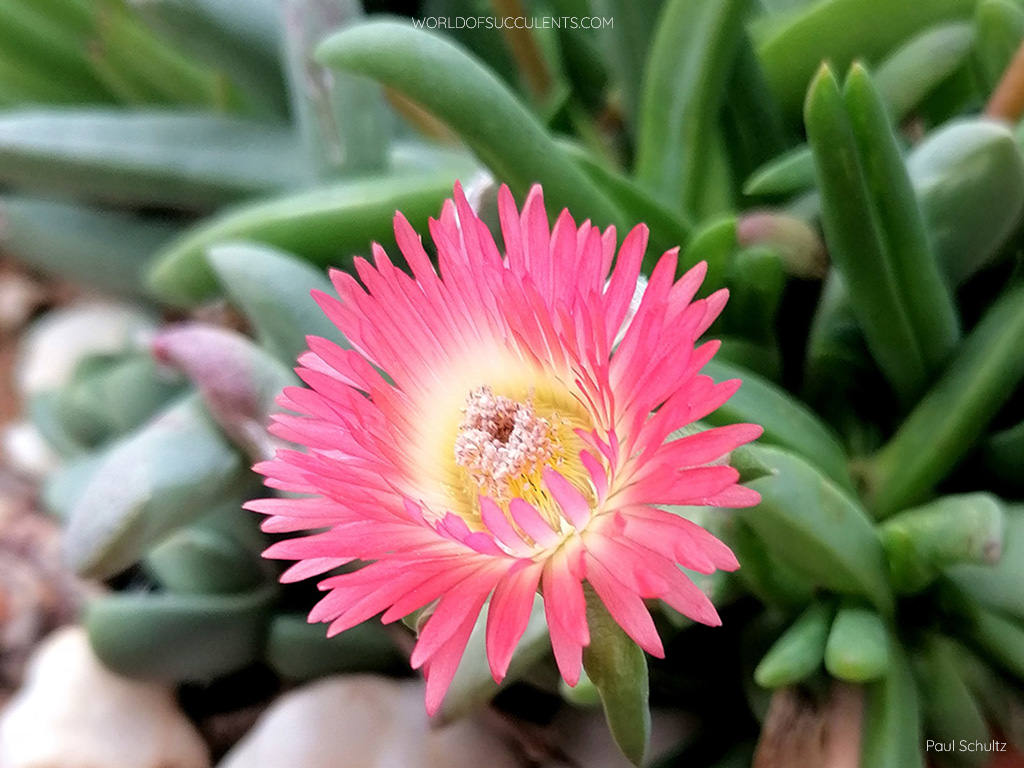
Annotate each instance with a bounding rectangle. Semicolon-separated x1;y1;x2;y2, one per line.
448;384;594;531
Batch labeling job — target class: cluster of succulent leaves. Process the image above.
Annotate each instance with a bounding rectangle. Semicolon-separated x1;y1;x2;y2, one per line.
4;0;1024;766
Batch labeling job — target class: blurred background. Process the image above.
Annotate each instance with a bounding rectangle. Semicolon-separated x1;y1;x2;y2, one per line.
0;0;1023;766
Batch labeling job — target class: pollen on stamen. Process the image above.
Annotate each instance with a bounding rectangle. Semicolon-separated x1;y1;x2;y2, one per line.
453;386;555;500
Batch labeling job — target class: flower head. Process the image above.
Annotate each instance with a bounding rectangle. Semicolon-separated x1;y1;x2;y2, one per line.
247;183;762;714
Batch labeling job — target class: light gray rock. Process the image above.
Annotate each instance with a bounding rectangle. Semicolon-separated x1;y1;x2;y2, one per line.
217;675;523;768
0;626;210;768
15;302;154;396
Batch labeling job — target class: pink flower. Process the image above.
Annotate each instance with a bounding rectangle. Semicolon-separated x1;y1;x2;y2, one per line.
247;183;763;714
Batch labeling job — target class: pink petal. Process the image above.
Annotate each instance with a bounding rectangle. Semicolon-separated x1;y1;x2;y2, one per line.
584;555;664;658
509;498;560;547
485;561;543;681
480;496;530;553
543;467;591;528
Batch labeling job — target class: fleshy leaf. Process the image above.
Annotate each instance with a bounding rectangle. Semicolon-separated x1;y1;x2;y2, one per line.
582;585;651;767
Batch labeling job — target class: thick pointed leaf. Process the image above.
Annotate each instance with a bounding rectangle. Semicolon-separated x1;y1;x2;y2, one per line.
583;586;650;766
745;22;976;197
266;614;403;681
842;65;959;371
315;20;623;228
805;64;958;404
824;605;890;682
755;0;976;119
754;601;835;688
208;241;343;365
86;584;277;682
635;0;746;215
704;359;853;491
739;445;893;616
146;172;462;306
0;195;180;295
869;285;1024;517
861;638;924;768
947;506;1024;621
0;110;306;209
64;395;247;579
881;494;1005;594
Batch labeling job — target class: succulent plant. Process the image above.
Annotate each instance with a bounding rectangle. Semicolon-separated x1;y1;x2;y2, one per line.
3;0;1024;766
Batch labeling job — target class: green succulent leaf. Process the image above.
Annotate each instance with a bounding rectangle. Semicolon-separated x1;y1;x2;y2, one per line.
64;395;247;580
912;635;990;768
869;284;1024;517
983;423;1024;490
874;21;975;119
805;64;959;405
881;494;1005;594
824;604;891;682
720;246;785;346
679;215;737;293
861;637;925;768
975;0;1024;92
266;614;403;681
739;445;893;616
144;502;268;595
713;337;781;382
315;20;623;228
281;0;391;176
912;119;1024;285
559;665;603;708
582;586;651;767
743;146;815;197
0;195;180;296
721;515;815;608
634;0;746;216
40;453;103;521
954;645;1024;748
208;241;344;365
589;0;660;130
755;0;976;119
704;359;853;491
86;583;277;682
132;0;288;117
51;353;184;449
947;505;1024;621
0;1;112;101
960;607;1024;682
744;21;976;198
754;601;835;688
558;138;691;259
146;171;463;307
0;110;307;210
86;0;239;108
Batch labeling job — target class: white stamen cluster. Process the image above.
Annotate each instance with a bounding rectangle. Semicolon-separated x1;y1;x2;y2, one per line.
454;386;554;498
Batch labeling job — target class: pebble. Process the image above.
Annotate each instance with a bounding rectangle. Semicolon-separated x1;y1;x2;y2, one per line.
15;302;154;396
217;675;522;768
0;626;210;768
